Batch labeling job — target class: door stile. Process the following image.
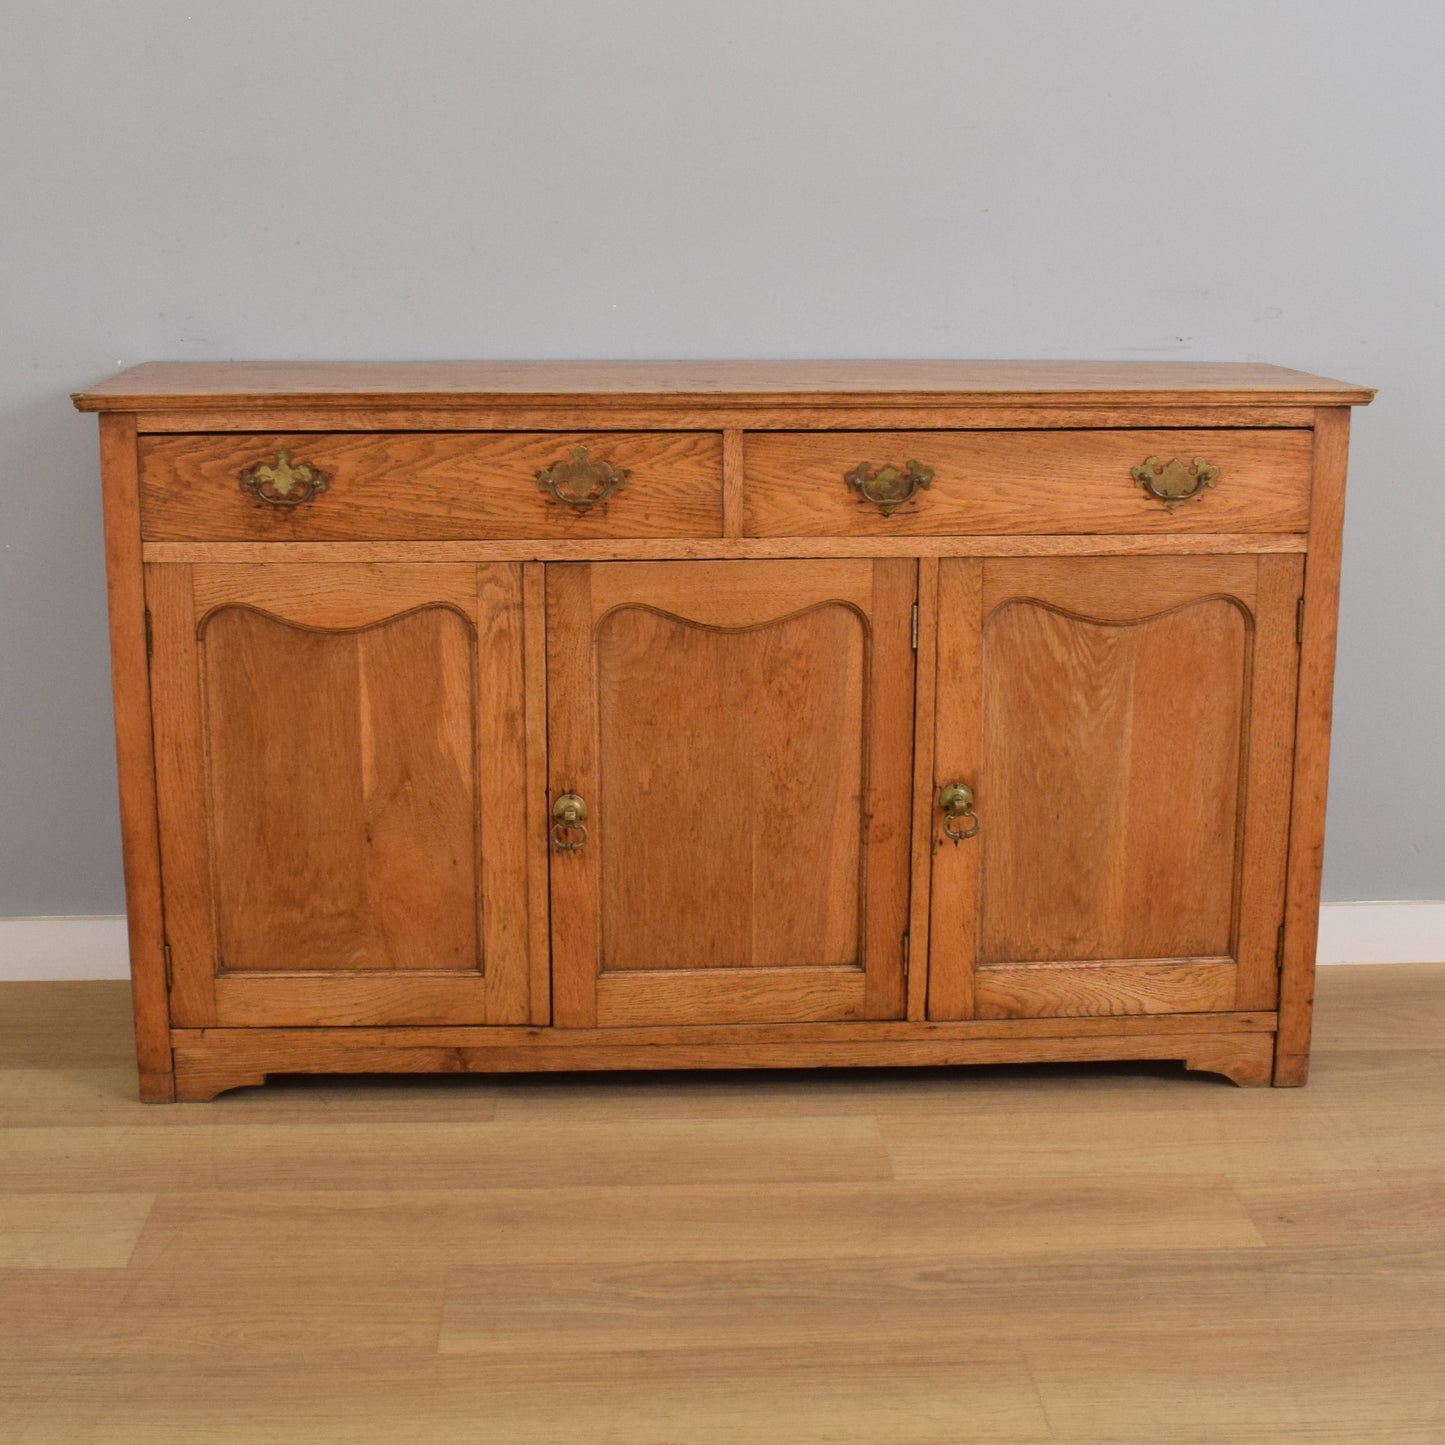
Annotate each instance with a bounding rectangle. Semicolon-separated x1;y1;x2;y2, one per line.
545;563;602;1027
905;557;940;1021
476;563;531;1023
521;562;553;1024
1233;553;1305;1009
145;561;219;1027
861;558;917;1020
927;558;984;1020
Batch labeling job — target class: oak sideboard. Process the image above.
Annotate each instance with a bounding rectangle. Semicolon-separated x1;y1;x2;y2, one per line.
74;360;1373;1101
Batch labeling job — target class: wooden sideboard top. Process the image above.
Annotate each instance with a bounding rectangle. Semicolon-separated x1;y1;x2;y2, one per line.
73;360;1375;412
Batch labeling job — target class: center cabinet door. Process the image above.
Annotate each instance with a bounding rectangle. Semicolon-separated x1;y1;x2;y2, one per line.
546;560;916;1027
928;554;1304;1022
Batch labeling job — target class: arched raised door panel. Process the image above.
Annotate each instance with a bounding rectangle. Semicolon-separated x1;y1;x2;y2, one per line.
546;559;916;1027
145;562;531;1027
928;554;1304;1021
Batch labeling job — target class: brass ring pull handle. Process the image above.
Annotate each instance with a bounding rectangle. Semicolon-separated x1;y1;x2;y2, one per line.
1131;455;1219;511
939;781;979;843
239;450;330;507
551;792;589;851
537;446;628;509
844;459;933;516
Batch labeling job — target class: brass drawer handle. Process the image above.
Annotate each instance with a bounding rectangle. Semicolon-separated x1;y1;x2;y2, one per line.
844;459;933;516
537;446;628;509
239;450;330;507
551;792;589;851
939;781;979;842
1131;455;1219;511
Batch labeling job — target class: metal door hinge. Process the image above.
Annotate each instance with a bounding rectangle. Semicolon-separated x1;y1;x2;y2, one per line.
144;609;154;658
902;933;911;980
162;942;173;990
1296;597;1305;645
1275;923;1286;973
911;602;919;650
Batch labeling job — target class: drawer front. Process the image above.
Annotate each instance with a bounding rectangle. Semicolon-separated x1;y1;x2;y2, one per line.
139;432;723;540
743;430;1312;536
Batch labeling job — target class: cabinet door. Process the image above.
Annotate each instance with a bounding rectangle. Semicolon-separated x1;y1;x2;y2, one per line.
929;555;1302;1020
547;560;915;1027
147;563;530;1027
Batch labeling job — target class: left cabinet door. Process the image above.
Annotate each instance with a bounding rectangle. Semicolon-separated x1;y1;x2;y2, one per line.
146;562;532;1027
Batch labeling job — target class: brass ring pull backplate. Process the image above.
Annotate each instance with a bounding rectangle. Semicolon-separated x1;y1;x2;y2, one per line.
239;450;330;507
939;781;979;842
551;792;589;851
844;459;933;516
537;446;628;509
1131;455;1219;511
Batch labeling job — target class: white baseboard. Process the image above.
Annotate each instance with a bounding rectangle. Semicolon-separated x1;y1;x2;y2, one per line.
1314;901;1445;964
0;916;132;980
0;904;1442;981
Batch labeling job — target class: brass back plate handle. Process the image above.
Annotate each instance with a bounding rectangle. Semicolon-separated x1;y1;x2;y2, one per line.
551;792;589;851
239;450;330;507
538;446;628;508
939;781;979;842
844;459;933;516
1131;455;1219;511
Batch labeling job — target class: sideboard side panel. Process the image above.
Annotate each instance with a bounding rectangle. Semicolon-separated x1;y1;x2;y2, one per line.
99;413;174;1100
1276;408;1353;1084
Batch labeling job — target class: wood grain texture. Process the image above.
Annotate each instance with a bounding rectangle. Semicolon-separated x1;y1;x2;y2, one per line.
144;562;215;1027
3;1118;893;1195
81;363;1367;1098
166;1029;1277;1099
596;605;865;971
1276;409;1353;1084
907;557;939;1020
154;1007;1287;1099
974;960;1239;1020
139;431;724;541
96;414;174;1098
978;553;1259;616
168;1010;1277;1049
128;404;1334;435
1233;554;1304;1009
721;427;745;537
146;563;530;1028
980;587;1247;964
72;358;1376;409
521;563;552;1025
594;969;869;1029
743;429;1312;536
10;968;1445;1445
124;1174;1273;1270
927;558;984;1020
474;563;532;1024
931;556;1301;1024
547;560;913;1028
142;532;1311;563
202;604;480;973
0;1193;156;1268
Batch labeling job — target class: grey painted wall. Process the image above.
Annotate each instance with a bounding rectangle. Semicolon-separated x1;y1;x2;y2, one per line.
1;0;1441;913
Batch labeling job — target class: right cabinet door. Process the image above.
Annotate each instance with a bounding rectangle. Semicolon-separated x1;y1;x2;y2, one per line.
929;555;1303;1021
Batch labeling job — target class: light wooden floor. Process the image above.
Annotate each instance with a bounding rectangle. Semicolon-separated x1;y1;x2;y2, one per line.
1;967;1442;1444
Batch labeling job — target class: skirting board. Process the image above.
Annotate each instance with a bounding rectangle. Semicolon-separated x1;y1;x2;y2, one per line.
0;904;1442;981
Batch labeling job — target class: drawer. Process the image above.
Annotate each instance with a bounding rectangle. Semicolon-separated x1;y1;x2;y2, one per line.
139;432;723;540
743;430;1313;536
